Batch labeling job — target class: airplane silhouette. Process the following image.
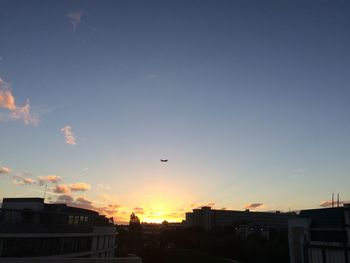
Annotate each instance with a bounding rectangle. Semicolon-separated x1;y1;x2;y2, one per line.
160;159;168;162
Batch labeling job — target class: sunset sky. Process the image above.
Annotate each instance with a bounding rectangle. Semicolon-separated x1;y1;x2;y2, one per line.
0;0;349;223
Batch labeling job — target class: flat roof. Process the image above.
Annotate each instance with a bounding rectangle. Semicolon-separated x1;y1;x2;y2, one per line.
2;198;44;203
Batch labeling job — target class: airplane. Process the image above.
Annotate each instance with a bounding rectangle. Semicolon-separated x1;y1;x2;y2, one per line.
160;159;168;162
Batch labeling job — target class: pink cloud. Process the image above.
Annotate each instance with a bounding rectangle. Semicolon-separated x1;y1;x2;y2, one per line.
70;182;91;192
0;79;39;125
60;126;76;145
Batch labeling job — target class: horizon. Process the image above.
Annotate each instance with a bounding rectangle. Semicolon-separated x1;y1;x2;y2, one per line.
1;0;349;224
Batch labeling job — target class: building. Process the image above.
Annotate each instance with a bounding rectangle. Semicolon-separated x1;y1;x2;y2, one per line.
185;206;296;230
288;204;350;263
0;197;118;258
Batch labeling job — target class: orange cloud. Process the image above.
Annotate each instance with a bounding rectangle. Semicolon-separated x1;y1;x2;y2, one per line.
70;182;91;192
52;184;70;194
13;175;36;185
0;166;11;174
38;175;62;185
60;126;76;145
98;204;122;216
0;79;38;125
0;86;16;110
133;207;144;214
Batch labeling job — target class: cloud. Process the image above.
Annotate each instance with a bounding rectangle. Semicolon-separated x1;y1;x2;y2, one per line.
68;11;82;31
60;126;76;145
0;79;38;125
38;175;62;185
97;184;111;190
319;200;350;208
0;166;11;175
70;182;91;192
147;74;157;80
190;202;215;209
133;207;144;214
245;203;264;209
292;168;304;178
52;184;70;194
53;195;122;220
98;204;121;216
75;196;94;209
13;175;36;185
56;194;74;203
51;182;90;194
54;195;93;210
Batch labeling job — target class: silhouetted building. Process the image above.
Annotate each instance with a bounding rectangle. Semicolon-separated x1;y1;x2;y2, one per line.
288;203;350;263
185;206;296;230
0;198;117;258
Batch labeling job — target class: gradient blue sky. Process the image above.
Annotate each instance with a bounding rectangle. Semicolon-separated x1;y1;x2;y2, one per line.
0;0;349;222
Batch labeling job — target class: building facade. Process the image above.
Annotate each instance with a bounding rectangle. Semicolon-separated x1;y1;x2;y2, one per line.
185;206;296;230
288;204;350;263
0;198;118;258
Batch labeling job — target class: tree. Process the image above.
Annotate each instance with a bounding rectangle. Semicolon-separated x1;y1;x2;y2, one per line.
129;212;142;235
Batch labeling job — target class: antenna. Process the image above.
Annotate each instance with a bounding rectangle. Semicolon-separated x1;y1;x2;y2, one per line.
332;193;334;208
337;193;339;207
43;184;47;201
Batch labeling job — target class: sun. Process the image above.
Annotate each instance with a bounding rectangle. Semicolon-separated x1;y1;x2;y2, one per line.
136;201;185;223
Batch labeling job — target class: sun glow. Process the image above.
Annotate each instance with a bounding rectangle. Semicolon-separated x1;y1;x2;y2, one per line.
133;199;185;223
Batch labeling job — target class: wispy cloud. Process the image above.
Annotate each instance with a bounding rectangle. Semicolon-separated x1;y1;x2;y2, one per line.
60;126;76;145
38;175;62;185
133;207;144;214
245;203;264;209
68;11;82;31
97;183;111;190
146;74;157;80
0;78;39;125
70;182;91;192
0;165;11;175
13;174;36;185
292;168;304;178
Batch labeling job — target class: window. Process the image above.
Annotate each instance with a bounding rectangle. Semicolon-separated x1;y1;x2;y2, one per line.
74;216;79;225
68;215;74;225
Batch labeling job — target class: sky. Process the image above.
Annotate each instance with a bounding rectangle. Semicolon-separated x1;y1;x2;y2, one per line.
0;0;349;223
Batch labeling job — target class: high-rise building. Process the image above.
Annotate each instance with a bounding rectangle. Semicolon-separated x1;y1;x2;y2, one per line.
288;203;350;263
0;197;117;258
185;206;296;230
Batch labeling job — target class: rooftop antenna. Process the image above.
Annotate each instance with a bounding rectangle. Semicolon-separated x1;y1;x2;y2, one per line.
43;184;47;201
337;193;340;207
332;193;334;208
